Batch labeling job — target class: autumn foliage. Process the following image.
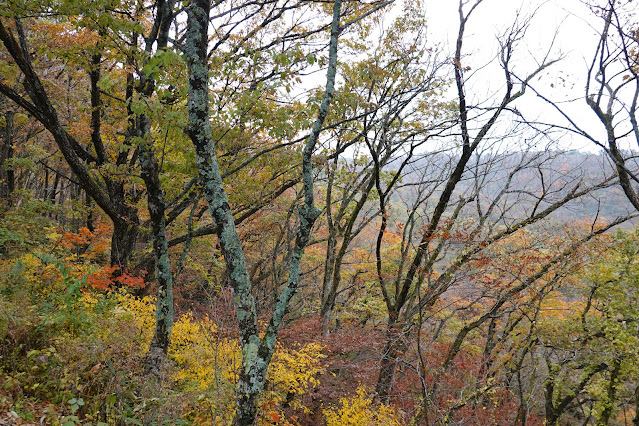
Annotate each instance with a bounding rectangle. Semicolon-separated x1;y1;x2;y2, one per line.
2;0;639;424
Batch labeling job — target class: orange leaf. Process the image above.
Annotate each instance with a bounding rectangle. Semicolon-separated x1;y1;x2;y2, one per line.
266;412;280;423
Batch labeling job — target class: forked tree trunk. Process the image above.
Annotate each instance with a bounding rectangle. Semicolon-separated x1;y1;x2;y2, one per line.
184;0;342;422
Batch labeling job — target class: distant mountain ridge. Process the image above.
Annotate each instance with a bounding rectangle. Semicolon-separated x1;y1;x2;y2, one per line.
386;149;637;226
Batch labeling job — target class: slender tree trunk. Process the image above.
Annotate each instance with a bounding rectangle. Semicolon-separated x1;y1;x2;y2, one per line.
600;358;621;425
320;162;337;333
42;167;49;201
49;166;60;219
116;0;178;373
320;171;376;329
634;383;639;425
85;190;94;233
544;370;559;426
139;126;174;375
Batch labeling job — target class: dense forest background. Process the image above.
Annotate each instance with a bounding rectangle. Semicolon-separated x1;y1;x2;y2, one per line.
1;0;639;424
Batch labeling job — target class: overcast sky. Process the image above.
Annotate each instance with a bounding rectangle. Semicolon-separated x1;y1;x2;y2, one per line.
422;0;607;151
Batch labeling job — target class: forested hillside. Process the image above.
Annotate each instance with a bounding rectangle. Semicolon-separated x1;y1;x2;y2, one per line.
1;0;639;424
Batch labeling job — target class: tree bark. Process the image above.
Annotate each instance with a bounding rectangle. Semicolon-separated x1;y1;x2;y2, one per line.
110;205;139;270
184;0;342;422
139;130;173;374
600;358;621;425
376;316;408;401
0;95;15;202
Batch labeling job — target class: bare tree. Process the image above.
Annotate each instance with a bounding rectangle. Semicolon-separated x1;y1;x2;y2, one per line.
352;3;636;412
318;4;452;332
528;0;639;212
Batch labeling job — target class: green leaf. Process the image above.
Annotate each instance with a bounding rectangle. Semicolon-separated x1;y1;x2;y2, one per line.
306;54;316;65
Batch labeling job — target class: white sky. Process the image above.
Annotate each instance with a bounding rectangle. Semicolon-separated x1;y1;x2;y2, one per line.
422;0;609;152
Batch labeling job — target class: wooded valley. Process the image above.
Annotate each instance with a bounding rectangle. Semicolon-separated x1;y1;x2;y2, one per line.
1;0;639;424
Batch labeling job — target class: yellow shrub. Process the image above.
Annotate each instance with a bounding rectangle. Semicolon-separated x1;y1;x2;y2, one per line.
266;342;325;410
167;313;239;424
111;291;156;330
169;313;240;388
323;386;402;426
15;253;58;292
168;313;326;422
64;286;325;423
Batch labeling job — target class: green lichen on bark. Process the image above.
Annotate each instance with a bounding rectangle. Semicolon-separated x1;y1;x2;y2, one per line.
137;116;173;368
184;0;343;424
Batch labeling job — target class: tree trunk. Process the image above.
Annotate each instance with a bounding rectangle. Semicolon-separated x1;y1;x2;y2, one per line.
376;317;408;402
48;165;60;219
139;134;173;375
634;383;639;425
110;206;139;271
320;170;376;330
600;358;621;425
0;98;14;202
185;0;342;422
85;190;94;233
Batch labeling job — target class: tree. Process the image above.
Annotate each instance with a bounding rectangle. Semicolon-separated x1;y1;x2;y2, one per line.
0;0;185;368
532;0;639;213
183;0;394;423
371;0;577;401
0;13;143;270
583;1;639;212
317;1;451;332
509;229;639;425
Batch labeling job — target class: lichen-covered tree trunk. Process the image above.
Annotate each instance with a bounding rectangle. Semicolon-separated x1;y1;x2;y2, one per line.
184;0;342;423
133;0;176;372
138;119;174;375
185;2;262;422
